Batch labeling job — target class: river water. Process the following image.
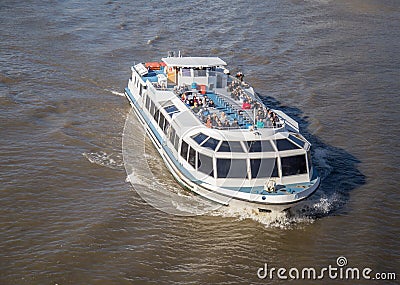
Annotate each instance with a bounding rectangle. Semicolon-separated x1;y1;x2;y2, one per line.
1;0;399;284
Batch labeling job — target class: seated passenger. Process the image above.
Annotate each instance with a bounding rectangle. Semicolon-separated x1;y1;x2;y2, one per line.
208;100;215;108
256;117;264;129
206;118;212;128
224;120;231;128
242;100;251;110
192;102;200;113
231;118;239;127
220;112;227;123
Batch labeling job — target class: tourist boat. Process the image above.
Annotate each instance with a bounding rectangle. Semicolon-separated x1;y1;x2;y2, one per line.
124;53;320;212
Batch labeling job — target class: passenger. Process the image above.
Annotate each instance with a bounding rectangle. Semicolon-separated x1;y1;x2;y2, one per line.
208;100;215;108
217;119;223;128
211;113;218;126
224;120;230;128
192;102;200;113
189;96;194;106
231;118;239;127
256;117;264;129
220;111;227;123
181;93;187;102
203;95;209;106
206;117;212;128
242;100;251;110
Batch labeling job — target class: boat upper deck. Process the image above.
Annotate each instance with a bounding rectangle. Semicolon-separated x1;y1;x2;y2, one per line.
133;57;298;132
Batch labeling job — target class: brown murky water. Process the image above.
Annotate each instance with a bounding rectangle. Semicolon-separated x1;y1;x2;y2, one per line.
1;0;399;284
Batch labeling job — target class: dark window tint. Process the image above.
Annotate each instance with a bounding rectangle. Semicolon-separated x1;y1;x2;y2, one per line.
276;139;300;151
289;134;306;149
202;137;220;150
217;159;247;179
197;153;214;177
174;134;180;151
169;128;176;146
163;120;169;133
145;96;150;110
218;141;244;152
164;105;178;114
307;150;312;171
154;109;160;123
217;141;230;152
192;133;208;145
247;140;274;152
281;155;307;176
150;101;155;115
158;113;165;130
180;140;189;160
188;147;196;168
250;158;279;178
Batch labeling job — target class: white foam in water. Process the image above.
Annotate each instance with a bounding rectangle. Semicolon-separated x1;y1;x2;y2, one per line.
106;89;125;97
210;206;314;229
83;151;124;169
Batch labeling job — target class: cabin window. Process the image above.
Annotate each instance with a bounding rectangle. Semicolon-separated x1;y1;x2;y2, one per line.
281;155;307;176
188;146;196;168
145;95;150;110
158;113;165;129
217;141;245;152
202;137;220;150
164;120;169;133
192;133;208;145
194;69;206;77
247;140;274;152
169;127;176;146
217;159;247;179
250;158;279;179
139;84;143;96
150;100;155;116
307;150;312;171
174;133;180;151
164;105;179;117
180;140;189;160
275;139;300;151
289;134;306;149
181;68;191;77
154;109;160;123
197;153;214;177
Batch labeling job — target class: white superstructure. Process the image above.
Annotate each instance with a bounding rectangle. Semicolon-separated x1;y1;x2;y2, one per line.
125;55;320;212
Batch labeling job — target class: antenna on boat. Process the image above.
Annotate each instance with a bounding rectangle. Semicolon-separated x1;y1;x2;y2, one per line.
178;50;181;57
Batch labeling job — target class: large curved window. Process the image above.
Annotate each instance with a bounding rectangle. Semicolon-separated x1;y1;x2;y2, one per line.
180;140;189;160
192;133;208;145
202;137;220;150
250;158;279;178
307;150;312;171
188;146;196;168
281;155;307;176
197;153;214;177
289;134;306;149
217;141;245;152
217;159;247;179
247;140;274;152
275;139;300;151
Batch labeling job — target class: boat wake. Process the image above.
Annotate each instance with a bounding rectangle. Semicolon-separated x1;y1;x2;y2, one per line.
122;106;338;225
82;151;124;170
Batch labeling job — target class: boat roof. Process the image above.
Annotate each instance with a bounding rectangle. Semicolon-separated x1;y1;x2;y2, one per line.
161;57;227;68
